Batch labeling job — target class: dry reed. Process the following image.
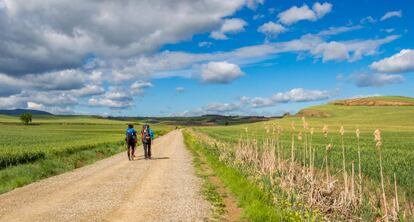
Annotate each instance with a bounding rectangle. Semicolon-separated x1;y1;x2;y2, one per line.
374;129;388;221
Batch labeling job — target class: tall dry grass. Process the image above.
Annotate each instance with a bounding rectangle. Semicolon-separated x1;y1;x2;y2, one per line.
190;121;412;221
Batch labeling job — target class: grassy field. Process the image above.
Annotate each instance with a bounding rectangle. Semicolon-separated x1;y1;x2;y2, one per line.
194;96;414;220
0;115;172;193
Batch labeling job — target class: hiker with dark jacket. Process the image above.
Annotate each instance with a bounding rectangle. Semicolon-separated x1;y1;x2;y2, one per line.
125;124;137;161
141;124;154;159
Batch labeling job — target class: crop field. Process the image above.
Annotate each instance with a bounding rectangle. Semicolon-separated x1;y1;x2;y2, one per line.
0;115;172;193
193;98;414;221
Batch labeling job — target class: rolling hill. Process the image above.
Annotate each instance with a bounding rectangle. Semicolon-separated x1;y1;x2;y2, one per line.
0;109;53;116
330;96;414;106
295;96;414;129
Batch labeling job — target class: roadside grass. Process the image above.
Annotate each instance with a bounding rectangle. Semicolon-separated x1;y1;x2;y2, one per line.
184;130;315;221
184;130;226;221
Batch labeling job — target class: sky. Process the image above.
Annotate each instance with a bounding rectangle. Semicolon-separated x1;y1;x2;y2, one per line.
0;0;413;116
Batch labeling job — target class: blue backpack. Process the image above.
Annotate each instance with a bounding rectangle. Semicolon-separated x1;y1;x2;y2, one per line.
126;128;137;143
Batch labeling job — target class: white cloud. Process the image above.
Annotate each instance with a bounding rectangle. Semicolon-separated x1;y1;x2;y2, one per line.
347;73;404;87
0;69;89;96
317;25;362;36
198;41;213;48
0;73;26;96
381;28;395;33
350;94;382;99
277;2;332;25
130;80;154;95
312;2;333;18
177;88;332;116
88;97;132;109
107;34;399;82
210;31;228;40
253;14;265;20
71;84;104;97
205;103;241;112
360;16;377;24
336;35;399;62
88;88;134;108
246;0;264;10
307;35;399;62
0;96;25;109
243;88;332;107
221;18;246;33
0;91;78;113
176;87;185;93
0;28;389;111
370;49;414;73
0;0;248;75
27;69;86;91
210;18;247;40
201;61;244;84
312;41;349;62
25;91;78;106
278;5;315;25
27;101;45;110
380;10;402;21
258;22;287;37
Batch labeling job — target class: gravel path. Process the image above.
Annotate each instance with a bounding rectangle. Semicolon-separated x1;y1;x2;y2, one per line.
0;130;211;222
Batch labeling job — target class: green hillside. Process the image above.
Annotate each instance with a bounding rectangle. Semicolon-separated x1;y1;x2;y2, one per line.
297;96;414;130
364;96;414;103
333;96;414;103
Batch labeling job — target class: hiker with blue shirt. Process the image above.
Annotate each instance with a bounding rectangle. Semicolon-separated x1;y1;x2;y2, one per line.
125;124;137;161
141;124;154;159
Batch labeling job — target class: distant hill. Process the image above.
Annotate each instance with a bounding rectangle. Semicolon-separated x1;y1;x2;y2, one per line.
108;114;278;126
329;96;414;106
0;109;53;116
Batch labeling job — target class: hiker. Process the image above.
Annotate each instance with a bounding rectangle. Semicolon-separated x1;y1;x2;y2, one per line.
125;124;137;161
141;124;154;159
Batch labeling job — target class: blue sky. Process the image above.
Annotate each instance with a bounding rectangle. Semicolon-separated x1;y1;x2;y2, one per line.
0;0;413;116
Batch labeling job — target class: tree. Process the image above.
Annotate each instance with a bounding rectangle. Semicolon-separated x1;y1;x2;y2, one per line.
20;113;32;125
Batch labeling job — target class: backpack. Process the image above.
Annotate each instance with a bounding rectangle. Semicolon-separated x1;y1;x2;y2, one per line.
126;130;137;144
142;128;151;143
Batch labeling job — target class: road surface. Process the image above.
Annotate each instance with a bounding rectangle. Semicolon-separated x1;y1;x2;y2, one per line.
0;130;211;222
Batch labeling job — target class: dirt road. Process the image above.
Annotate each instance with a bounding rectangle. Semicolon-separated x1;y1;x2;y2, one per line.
0;130;211;222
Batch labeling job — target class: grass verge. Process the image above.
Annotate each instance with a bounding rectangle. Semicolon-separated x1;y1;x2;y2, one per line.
185;131;226;221
184;130;308;221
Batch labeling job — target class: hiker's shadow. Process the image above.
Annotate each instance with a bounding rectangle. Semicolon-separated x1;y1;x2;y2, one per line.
134;157;170;161
150;157;170;160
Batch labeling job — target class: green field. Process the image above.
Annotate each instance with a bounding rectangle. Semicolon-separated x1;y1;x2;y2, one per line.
0;115;172;193
194;96;414;220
